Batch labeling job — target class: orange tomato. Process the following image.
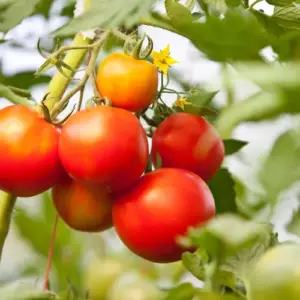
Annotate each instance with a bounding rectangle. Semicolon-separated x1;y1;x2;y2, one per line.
52;173;112;232
96;53;158;112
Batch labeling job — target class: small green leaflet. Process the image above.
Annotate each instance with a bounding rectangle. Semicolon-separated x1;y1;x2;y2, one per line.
273;4;300;31
54;0;157;37
223;139;248;156
0;0;40;33
165;0;194;25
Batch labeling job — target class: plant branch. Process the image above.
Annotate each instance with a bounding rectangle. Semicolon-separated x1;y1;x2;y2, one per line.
0;192;16;260
0;85;33;107
50;31;111;118
43;214;59;292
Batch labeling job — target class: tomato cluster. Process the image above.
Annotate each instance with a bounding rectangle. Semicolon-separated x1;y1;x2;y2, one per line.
0;52;224;263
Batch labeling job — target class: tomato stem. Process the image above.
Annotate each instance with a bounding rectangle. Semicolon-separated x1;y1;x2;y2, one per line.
50;31;111;118
0;85;34;107
0;192;16;260
43;213;59;292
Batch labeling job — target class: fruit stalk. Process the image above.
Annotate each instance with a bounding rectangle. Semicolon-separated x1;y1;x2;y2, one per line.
0;192;16;260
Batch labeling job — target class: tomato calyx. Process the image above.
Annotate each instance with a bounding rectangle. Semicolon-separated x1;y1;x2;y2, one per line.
36;93;76;126
124;33;154;60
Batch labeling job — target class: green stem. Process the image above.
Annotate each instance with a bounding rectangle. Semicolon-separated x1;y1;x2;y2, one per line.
0;85;33;107
0;192;16;260
222;63;234;106
215;92;286;139
45;34;92;110
50;31;110;118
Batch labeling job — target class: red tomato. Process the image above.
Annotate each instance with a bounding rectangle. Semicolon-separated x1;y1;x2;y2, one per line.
96;53;158;112
59;106;149;192
52;173;112;232
113;168;215;263
152;113;225;182
0;105;63;197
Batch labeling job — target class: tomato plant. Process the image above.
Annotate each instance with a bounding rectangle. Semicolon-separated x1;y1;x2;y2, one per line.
52;172;113;232
59;105;149;193
2;0;300;299
96;53;158;112
0;105;63;197
152;113;225;181
113;168;215;263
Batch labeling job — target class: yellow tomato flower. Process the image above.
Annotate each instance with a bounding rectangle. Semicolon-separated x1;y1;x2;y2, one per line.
151;45;179;75
174;97;191;110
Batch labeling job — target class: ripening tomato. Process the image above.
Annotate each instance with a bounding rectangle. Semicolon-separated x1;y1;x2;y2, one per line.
52;173;112;232
0;105;63;197
113;168;215;263
59;106;149;192
247;243;300;300
152;113;225;182
96;53;158;112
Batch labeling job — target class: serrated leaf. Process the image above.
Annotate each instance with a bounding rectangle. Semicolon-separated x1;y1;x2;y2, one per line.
165;283;196;300
267;0;293;6
209;168;237;214
54;0;156;37
286;209;300;236
273;4;300;30
223;139;248;156
0;0;41;32
175;8;268;61
259;130;300;203
165;0;194;24
186;214;268;257
181;251;206;280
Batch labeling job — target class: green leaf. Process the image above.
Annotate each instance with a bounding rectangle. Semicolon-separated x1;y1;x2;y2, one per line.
0;71;51;89
259;130;300;203
186;214;268;257
223;139;248;156
181;251;206;280
209;168;237;214
0;0;41;32
223;226;278;279
266;0;293;6
165;0;194;24
34;0;55;18
286;209;300;236
195;290;240;300
175;9;268;61
165;283;196;300
273;4;300;30
54;0;157;37
225;0;241;8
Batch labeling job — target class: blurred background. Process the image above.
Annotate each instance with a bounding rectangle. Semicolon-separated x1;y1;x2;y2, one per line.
1;0;300;297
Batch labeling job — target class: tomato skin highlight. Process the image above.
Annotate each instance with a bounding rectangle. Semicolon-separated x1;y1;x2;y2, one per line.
52;173;112;232
0;105;63;197
113;168;215;263
96;53;158;112
59;106;149;192
152;113;225;182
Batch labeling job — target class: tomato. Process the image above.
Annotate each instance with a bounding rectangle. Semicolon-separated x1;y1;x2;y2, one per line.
113;168;215;263
59;106;149;193
84;256;129;300
247;243;300;300
151;113;225;182
0;105;63;197
96;53;158;112
107;271;165;300
52;172;112;232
